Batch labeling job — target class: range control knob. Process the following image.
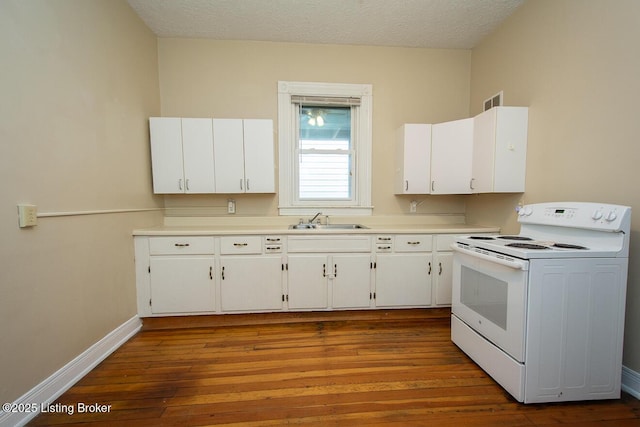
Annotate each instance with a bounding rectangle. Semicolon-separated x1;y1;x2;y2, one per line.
605;211;617;222
518;206;533;216
592;210;603;220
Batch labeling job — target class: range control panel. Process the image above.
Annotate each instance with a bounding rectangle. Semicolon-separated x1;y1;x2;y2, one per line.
517;202;631;232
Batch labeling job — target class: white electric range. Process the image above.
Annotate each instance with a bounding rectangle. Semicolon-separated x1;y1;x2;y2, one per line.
450;202;631;403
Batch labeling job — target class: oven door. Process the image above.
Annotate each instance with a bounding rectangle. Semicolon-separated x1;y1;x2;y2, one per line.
451;246;529;362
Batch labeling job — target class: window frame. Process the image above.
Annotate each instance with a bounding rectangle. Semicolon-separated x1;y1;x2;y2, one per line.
277;81;373;216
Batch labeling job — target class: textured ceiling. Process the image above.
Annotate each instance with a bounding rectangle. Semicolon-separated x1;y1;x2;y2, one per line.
127;0;525;49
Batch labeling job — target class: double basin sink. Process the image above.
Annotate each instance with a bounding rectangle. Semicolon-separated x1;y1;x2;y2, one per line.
289;223;369;230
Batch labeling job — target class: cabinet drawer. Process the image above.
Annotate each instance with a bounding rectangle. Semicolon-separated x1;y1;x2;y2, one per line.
288;236;372;253
395;235;433;252
149;237;215;255
220;236;262;254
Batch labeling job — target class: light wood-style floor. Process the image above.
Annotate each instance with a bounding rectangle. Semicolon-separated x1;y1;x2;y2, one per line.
28;309;640;426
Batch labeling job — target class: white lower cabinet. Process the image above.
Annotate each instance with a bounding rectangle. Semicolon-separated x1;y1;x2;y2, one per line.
433;234;456;306
375;254;432;307
150;256;215;314
433;252;453;306
331;254;373;309
287;254;373;310
374;234;434;307
219;255;283;312
143;236;216;315
287;255;329;310
134;232;488;317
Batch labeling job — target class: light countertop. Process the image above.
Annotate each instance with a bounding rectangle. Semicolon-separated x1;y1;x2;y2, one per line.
133;223;500;236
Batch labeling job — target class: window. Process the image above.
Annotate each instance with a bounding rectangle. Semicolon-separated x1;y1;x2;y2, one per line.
278;81;372;216
298;106;352;200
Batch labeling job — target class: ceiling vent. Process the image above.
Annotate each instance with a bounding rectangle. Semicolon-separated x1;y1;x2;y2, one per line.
483;91;503;111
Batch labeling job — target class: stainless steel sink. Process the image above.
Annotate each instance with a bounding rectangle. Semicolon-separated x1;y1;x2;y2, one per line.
289;223;368;230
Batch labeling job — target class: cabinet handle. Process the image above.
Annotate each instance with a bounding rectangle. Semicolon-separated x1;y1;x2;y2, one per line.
174;243;190;247
240;179;244;191
470;178;475;190
323;263;326;277
221;266;225;280
428;262;432;275
178;179;183;191
209;266;213;280
378;237;392;241
233;243;248;247
334;264;337;278
185;179;190;191
266;238;281;242
439;262;442;275
431;181;435;192
407;241;420;245
405;180;408;191
378;246;392;250
246;179;250;191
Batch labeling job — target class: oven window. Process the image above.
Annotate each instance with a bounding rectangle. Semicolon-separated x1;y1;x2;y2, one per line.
460;266;508;330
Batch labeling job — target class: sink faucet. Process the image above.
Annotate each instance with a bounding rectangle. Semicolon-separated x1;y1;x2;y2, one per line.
309;212;322;224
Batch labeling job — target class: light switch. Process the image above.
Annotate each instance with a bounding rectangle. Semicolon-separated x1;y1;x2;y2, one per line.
18;204;38;227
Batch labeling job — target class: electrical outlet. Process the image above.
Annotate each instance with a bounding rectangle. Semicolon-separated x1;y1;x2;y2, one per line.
410;200;418;213
227;199;236;214
18;204;38;227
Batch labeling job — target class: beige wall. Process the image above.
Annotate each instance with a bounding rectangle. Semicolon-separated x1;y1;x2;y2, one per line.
467;0;640;371
157;39;472;217
0;1;162;403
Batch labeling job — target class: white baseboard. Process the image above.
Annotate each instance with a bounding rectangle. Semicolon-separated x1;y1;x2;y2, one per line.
0;316;142;427
622;365;640;400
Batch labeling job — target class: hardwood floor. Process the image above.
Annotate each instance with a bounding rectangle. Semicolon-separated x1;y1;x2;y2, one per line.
28;309;640;426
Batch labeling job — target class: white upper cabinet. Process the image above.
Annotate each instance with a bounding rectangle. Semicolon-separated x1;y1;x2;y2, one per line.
149;117;215;194
431;118;474;194
394;124;431;194
472;106;528;193
243;119;276;193
213;118;275;193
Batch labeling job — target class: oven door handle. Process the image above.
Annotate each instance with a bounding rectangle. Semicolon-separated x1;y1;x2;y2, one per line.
451;244;529;271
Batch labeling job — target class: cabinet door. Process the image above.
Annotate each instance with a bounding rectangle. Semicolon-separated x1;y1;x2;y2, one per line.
394;124;431;194
243;119;275;193
431;118;473;194
434;252;453;306
213;118;245;193
471;108;496;193
220;256;283;312
149;117;184;194
149;256;214;314
375;254;432;307
332;254;372;309
181;118;215;193
288;255;329;310
493;107;528;192
472;107;528;193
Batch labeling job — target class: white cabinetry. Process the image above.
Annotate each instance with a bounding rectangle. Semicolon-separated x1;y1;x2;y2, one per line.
287;255;329;309
331;254;373;309
149;118;215;194
374;235;433;307
472;106;528;193
433;235;456;306
287;235;373;310
394;124;431;194
133;231;496;317
213;119;275;193
431;118;473;194
146;237;215;314
219;236;283;312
